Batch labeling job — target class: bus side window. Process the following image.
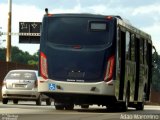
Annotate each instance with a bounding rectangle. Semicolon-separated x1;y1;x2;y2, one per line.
131;34;135;61
144;40;147;65
118;27;126;60
126;31;131;60
140;38;144;64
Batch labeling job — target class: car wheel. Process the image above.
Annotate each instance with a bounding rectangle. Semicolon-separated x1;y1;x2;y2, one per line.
36;95;42;105
46;98;52;105
2;98;8;104
13;99;18;104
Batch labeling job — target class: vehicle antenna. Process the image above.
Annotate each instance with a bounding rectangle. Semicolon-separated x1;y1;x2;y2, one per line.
45;8;48;15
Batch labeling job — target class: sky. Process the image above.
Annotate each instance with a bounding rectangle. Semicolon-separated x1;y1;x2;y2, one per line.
0;0;160;54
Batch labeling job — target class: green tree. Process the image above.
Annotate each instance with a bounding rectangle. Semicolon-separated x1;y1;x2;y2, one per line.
152;54;160;91
0;46;38;66
0;47;6;61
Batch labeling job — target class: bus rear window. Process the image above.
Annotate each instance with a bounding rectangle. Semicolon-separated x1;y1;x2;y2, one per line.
47;17;111;46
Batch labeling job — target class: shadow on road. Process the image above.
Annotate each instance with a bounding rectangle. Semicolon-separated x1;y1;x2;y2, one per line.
74;108;136;113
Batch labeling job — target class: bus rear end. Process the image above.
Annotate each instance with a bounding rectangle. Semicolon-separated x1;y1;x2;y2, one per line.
38;14;117;109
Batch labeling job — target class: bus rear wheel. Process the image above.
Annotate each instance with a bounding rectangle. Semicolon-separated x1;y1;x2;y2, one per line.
65;104;74;110
136;86;146;110
120;84;130;112
54;101;65;110
136;93;145;110
55;105;65;110
46;98;52;105
2;98;8;104
13;99;18;104
125;87;130;111
81;104;89;109
136;102;144;110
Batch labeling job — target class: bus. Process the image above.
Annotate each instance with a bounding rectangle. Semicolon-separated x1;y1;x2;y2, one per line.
38;12;153;111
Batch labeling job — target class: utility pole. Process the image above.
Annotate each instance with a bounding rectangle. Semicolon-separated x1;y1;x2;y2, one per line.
6;0;12;62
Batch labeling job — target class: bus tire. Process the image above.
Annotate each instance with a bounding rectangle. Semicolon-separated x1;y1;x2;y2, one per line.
54;102;65;110
106;105;116;112
65;104;74;110
136;102;144;110
136;89;145;110
125;84;130;110
13;99;18;104
121;83;130;112
81;104;89;109
46;98;52;105
2;98;8;104
55;105;65;110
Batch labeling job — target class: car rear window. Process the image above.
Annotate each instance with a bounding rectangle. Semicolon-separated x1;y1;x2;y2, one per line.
5;71;37;80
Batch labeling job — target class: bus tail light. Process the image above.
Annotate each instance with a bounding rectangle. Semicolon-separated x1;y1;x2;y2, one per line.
106;16;113;20
104;55;115;82
40;52;48;79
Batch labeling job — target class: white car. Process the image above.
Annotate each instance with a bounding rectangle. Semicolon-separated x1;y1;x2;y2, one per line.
2;69;52;105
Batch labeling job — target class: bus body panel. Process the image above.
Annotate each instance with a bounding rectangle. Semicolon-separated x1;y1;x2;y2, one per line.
38;77;115;96
46;44;112;82
40;14;116;83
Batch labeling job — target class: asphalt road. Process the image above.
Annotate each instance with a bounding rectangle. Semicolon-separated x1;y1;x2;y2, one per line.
0;101;159;120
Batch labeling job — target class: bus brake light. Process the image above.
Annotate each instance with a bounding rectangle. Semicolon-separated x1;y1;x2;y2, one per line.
40;52;48;79
48;14;53;17
104;55;115;82
106;16;113;20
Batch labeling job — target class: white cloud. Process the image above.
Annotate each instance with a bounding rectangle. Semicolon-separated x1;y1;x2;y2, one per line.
50;4;82;13
142;22;160;53
0;3;43;54
132;4;160;15
89;5;107;14
12;4;43;31
0;1;160;55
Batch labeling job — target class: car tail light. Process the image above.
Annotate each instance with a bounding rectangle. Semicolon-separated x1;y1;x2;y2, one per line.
34;80;38;88
104;55;115;82
2;81;6;86
40;52;48;79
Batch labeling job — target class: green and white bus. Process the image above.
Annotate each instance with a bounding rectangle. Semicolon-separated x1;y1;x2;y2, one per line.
38;12;153;111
